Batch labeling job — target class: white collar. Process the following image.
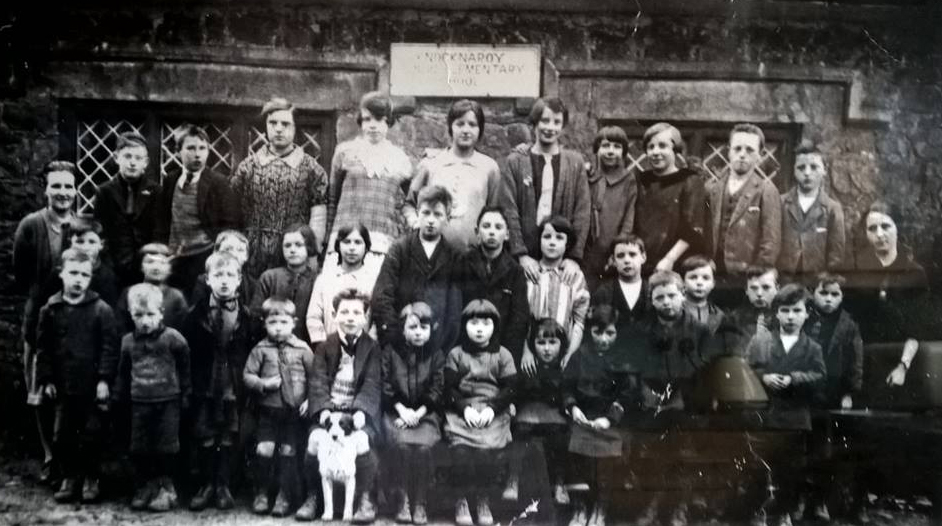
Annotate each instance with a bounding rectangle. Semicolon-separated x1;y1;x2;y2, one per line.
256;145;305;169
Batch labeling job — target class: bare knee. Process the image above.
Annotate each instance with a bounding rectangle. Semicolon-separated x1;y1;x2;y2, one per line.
256;441;275;458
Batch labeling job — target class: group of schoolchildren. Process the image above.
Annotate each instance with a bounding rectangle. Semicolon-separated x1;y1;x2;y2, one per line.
17;92;878;526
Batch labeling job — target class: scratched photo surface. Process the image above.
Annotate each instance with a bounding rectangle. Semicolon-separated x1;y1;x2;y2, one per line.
1;1;941;525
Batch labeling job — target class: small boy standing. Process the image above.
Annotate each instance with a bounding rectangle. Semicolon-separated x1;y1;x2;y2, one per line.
591;235;650;342
728;266;779;353
244;298;315;517
298;288;382;523
183;251;261;511
805;273;862;410
679;255;725;335
36;249;119;503
116;243;189;333
745;284;825;526
115;283;191;512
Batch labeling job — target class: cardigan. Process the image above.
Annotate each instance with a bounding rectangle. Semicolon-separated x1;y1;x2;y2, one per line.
500;148;591;260
243;335;315;409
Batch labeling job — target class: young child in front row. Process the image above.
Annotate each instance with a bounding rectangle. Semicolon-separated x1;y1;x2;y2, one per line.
523;216;590;371
259;223;320;343
36;248;119;504
745;284;825;526
382;302;446;525
116;243;189;334
563;304;639;526
243;298;314;517
299;288;382;523
115;283;191;512
444;300;518;526
504;318;570;506
182;251;261;511
679;255;725;335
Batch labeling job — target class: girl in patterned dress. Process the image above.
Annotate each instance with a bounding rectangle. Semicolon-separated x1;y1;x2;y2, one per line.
258;223;320;342
324;92;413;277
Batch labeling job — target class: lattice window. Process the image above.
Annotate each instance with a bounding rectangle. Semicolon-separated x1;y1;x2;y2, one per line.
58;101;334;212
75;118;146;214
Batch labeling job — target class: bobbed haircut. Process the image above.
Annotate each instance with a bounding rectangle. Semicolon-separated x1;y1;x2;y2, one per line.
745;265;778;284
174;124;210;150
214;230;249;252
608;233;646;257
527;317;569;361
586;303;618;332
399;301;435;328
528;97;568;128
333;222;372;266
357;91;396;127
60;247;92;266
281;222;319;261
447;99;485;140
416;185;453;216
44;161;78;183
115;131;147;152
642;122;685;155
332;287;371;313
772;283;810;311
261;97;295;117
205;251;242;274
538;215;576;254
261;297;297;318
70;215;103;237
592;125;629;154
813;272;846;290
649;270;685;294
459;299;502;348
678;255;716;277
729;123;766;151
127;283;163;311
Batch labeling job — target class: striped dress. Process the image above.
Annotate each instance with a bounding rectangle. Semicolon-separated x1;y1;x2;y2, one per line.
526;262;591;336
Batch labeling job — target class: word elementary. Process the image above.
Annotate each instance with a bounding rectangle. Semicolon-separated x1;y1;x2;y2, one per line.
423;50;526;75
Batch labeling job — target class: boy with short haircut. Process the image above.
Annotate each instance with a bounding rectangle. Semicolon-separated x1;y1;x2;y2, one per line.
182;251;261;511
522;215;590;371
745;284;825;526
373;185;463;353
36;249;119;504
728;266;779;353
679;255;725;335
297;288;382;523
115;283;191;512
778;144;845;276
116;243;189;334
190;230;262;312
591;234;650;339
244;298;315;517
94;131;161;286
455;206;530;361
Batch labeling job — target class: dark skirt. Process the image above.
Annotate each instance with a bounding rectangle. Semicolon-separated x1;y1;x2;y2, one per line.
383;411;442;447
568;422;623;458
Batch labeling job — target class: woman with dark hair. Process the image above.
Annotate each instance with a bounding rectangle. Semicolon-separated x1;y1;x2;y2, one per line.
848;200;932;385
405;99;501;251
306;222;379;344
633;122;706;274
325;91;413;275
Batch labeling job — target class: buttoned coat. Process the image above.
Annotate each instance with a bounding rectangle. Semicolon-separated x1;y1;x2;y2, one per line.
707;172;782;273
777;188;845;274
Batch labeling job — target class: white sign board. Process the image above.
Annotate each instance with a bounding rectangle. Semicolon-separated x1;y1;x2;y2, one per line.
390;44;541;98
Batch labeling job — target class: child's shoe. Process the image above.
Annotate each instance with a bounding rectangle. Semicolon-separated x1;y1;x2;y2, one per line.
189;484;214;511
455;497;473;526
476;496;494;526
148;479;178;512
130;480;156;511
813;502;831;521
215;485;235;510
353;491;376;524
412;502;428;525
554;483;570;505
774;514;793;526
81;477;101;503
502;476;519;501
252;490;271;515
669;502;689;526
270;490;291;517
395;491;412;523
295;492;318;521
54;477;78;503
568;500;588;526
587;501;607;526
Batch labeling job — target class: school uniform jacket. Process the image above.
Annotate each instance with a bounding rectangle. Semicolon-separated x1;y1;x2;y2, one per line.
310;333;383;440
455;246;530;360
777;188;845;274
707;171;782;273
154;168;240;245
93;176;162;280
500;148;591;260
373;232;463;353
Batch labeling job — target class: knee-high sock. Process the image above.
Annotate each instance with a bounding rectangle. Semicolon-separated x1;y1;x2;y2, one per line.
216;446;233;488
197;446;215;486
303;453;320;497
256;454;274;495
412;446;433;504
355;450;378;496
278;454;300;502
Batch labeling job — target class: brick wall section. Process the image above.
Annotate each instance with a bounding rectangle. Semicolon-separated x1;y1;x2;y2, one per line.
1;4;941;444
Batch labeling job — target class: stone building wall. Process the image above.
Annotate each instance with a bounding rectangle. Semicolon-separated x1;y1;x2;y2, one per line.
0;2;940;444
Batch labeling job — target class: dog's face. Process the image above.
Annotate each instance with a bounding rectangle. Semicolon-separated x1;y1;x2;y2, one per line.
325;412;355;442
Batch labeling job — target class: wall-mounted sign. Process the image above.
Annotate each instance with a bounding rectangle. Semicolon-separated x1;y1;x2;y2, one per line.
390;43;541;98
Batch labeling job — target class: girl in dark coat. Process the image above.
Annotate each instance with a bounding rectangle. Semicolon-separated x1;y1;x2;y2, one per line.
382;302;445;525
